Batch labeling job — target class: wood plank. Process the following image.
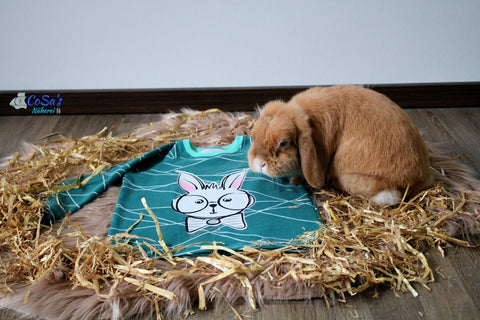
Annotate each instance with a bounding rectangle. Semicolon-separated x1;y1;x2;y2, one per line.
446;246;480;309
419;248;480;319
431;108;480;175
406;108;480;176
0;116;60;158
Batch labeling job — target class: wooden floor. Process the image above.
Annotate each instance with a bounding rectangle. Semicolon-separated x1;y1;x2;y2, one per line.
0;108;479;320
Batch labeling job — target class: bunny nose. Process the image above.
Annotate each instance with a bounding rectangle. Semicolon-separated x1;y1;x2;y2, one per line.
252;158;267;174
209;203;217;214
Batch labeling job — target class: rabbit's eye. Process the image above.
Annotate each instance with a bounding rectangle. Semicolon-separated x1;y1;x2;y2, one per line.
277;139;289;150
275;139;289;154
195;199;204;204
222;197;232;202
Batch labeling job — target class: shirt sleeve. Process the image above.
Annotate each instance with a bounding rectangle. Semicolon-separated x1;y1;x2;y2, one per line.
43;142;175;224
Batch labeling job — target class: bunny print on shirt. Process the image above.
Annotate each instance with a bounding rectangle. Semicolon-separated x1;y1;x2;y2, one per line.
171;170;256;233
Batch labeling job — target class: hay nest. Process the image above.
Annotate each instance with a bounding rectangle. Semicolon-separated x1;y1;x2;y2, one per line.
1;109;479;320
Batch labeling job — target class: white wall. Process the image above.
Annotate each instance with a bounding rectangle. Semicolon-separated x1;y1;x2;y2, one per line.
1;0;479;90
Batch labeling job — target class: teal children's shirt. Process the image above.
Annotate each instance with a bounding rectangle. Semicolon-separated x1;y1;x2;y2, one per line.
46;136;322;256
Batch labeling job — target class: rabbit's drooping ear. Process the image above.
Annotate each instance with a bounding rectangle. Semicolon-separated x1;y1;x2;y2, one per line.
221;170;247;189
294;111;325;189
177;172;206;192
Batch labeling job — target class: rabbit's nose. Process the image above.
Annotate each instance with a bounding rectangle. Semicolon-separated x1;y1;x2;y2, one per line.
209;203;217;208
252;158;267;173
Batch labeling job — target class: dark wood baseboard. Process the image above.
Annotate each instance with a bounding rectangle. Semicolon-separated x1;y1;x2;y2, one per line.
1;82;479;115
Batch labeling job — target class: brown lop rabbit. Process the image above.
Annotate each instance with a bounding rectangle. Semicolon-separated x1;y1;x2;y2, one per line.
248;85;433;205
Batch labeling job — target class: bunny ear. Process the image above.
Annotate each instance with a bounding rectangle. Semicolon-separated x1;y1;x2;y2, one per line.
294;111;325;189
298;131;324;188
177;172;205;192
221;170;247;189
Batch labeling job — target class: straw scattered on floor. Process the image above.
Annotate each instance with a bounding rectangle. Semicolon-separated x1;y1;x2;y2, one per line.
0;109;479;319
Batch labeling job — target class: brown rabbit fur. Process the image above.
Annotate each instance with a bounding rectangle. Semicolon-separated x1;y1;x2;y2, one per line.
248;85;433;205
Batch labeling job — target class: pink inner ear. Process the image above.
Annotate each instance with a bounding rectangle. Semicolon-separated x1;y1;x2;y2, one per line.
230;172;246;189
179;180;197;192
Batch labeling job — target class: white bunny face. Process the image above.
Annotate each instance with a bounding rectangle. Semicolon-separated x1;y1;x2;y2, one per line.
171;170;255;233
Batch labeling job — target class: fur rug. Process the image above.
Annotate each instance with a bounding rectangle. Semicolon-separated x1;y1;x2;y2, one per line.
0;109;479;320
